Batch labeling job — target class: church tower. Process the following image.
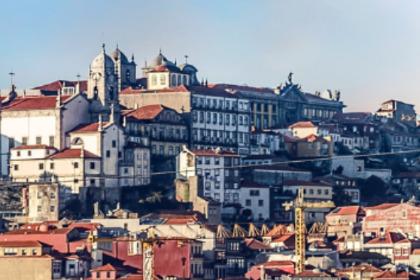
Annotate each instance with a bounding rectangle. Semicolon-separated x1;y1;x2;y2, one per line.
87;44;118;107
111;46;136;92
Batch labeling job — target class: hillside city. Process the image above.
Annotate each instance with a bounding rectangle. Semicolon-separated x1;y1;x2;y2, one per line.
0;45;419;280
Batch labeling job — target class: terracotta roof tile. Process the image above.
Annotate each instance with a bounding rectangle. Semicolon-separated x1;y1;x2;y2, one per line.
48;148;99;159
91;263;118;272
33;80;87;92
0;240;43;247
70;122;111;133
123;104;165;120
328;206;364;216
12;144;56;150
289;121;316;129
2;95;71;111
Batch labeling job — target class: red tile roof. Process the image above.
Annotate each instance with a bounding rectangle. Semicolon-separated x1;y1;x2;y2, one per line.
12;144;56;150
48;148;99;159
33;80;87;92
91;263;118;272
328;206;364;216
365;232;406;245
120;85;189;95
123;104;165;121
365;203;399;211
244;238;271;250
265;224;289;238
338;263;383;273
2;95;71;111
70;122;111;133
289;121;316;129
272;233;295;248
263;260;295;267
0;240;43;247
374;270;411;279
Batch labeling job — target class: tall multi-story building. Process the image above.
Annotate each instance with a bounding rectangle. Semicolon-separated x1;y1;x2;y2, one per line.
122;104;188;157
376;99;417;127
0;93;91;177
177;146;240;203
190;85;251;155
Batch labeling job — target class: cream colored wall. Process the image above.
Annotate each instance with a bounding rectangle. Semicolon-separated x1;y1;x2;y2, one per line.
119;91;191;113
28;184;59;222
0;257;52;280
291;126;318;138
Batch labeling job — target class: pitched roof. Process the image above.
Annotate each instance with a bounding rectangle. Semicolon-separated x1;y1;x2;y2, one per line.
365;232;406;245
289;121;316;129
374;270;411;279
70;122;111;133
244;238;271;250
48;148;100;159
123;104;165;121
328;206;364;216
0;240;43;247
91;263;118;272
365;203;399;211
33;80;87;92
2;95;71;111
120;85;189;95
12;144;56;150
338;263;383;273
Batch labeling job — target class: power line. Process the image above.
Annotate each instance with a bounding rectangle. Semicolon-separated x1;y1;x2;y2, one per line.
1;148;419;185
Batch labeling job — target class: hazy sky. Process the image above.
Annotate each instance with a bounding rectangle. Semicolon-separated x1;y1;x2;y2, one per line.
1;0;420;112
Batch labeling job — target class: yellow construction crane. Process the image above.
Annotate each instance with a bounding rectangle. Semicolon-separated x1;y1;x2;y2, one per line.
283;188;335;274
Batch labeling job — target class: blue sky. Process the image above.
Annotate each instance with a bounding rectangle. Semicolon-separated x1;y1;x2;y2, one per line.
1;0;420;112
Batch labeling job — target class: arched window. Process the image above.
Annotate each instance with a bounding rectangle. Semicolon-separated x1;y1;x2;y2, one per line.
93;86;98;99
177;75;182;85
182;75;187;85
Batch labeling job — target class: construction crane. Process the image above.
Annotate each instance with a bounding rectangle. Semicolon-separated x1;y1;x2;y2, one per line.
283;188;335;274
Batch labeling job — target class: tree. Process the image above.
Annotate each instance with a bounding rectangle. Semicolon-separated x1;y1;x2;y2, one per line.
359;176;387;204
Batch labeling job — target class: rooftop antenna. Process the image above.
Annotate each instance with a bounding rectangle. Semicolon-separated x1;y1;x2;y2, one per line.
8;71;15;87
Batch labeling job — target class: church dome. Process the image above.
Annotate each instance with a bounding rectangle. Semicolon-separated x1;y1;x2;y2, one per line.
112;47;129;64
150;51;177;68
180;63;198;74
91;45;115;70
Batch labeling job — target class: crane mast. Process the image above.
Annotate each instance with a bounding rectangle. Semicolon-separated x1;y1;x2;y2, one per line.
283;188;335;274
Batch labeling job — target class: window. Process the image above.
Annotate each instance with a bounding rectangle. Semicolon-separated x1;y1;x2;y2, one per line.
73;162;79;168
22;137;28;145
50;192;56;199
50;206;55;212
90;179;95;186
74;179;79;184
16;151;21;157
37;205;42;212
90;162;96;169
112;140;116;148
36;136;42;145
250;190;260;196
258;200;264;206
9;138;15;148
28;150;32;156
106;150;110;158
50;162;54;169
160;74;166;85
49;136;54;147
39;163;44;170
245;199;251;206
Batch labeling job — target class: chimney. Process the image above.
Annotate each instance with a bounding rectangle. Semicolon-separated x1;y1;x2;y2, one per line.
98;114;103;132
56;90;62;108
